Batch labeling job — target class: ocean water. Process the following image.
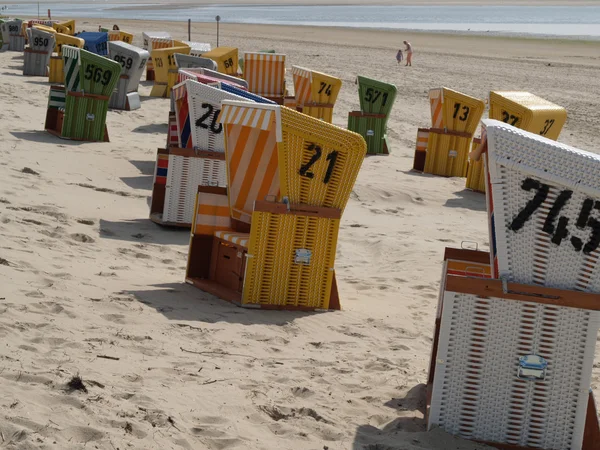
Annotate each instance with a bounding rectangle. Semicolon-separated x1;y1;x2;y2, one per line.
4;3;600;38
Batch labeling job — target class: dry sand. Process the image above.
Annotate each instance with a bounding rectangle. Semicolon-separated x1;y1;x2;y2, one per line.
0;17;599;450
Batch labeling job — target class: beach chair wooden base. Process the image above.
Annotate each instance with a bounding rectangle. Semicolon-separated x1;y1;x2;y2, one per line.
149;213;192;228
412;127;473;176
48;56;63;84
23;48;51;76
146;68;155;81
425;247;600;450
44;108;110;142
348;111;390;155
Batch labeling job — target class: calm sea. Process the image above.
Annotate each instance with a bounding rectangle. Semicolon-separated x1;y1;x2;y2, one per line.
4;3;600;38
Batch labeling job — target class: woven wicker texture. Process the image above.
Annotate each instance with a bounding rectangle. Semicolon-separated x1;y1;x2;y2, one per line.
219;101;281;224
77;32;108;56
357;75;397;117
423;131;472;178
484;119;600;292
243;52;286;97
202;47;238;75
243;210;339;308
430;290;598;449
278;106;366;211
23;29;55;76
150;45;190;98
163;153;227;225
174;79;256;152
291;65;341;123
174;53;217;71
108;41;149;110
489;91;567;141
192;192;231;236
429;87;484;135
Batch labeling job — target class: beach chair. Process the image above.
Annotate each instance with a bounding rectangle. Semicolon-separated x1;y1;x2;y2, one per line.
150;80;256;227
426;246;600;450
5;19;25;51
242;52;286;103
185;101;366;310
174;53;217;71
466;92;567;194
291;65;342;123
202;47;238;76
108;41;149;111
0;20;6;52
76;32;108;56
178;67;248;90
23;27;55;76
44;46;121;142
52;20;75;36
48;33;84;84
149;42;190;98
142;32;172;81
183;41;211;57
413;87;484;177
107;30;133;44
347;76;397;155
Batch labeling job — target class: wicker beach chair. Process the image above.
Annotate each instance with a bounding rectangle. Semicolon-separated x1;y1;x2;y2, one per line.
49;33;84;83
291;65;342;124
348;76;397;155
242;52;286;103
107;41;149;111
44;46;121;142
202;47;239;76
23;27;55;76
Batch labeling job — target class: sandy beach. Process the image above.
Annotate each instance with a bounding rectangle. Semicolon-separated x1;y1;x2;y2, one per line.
0;15;599;450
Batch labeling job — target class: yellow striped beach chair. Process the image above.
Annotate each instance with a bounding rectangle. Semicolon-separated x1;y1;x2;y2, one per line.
291;65;342;123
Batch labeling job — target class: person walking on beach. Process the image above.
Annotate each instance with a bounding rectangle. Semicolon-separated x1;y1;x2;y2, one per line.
396;49;403;64
403;40;413;66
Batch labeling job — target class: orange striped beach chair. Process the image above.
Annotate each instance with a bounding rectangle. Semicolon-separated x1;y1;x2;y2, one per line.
185;101;366;311
242;52;286;103
291;65;342;123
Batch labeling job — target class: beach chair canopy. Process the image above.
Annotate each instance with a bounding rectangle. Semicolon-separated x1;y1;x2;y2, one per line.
243;52;286;97
76;31;108;56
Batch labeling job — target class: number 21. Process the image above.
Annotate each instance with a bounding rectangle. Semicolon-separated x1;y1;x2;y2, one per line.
299;143;338;184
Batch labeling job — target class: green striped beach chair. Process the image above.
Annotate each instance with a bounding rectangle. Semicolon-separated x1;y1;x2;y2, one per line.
44;45;122;142
347;76;397;155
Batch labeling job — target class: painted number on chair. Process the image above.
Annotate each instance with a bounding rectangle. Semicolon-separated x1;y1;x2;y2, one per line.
195;103;222;134
540;119;555;136
299;142;339;184
8;25;18;33
452;102;470;122
33;37;49;47
154;57;163;68
84;64;113;86
223;58;234;69
114;55;133;70
318;82;332;96
501;110;520;126
510;177;600;254
167;54;175;66
364;88;389;107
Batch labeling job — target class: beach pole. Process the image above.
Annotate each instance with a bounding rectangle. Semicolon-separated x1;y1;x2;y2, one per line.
188;19;191;41
37;2;39;18
216;15;220;47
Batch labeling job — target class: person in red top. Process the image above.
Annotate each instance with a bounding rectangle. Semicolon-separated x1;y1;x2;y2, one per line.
403;40;413;66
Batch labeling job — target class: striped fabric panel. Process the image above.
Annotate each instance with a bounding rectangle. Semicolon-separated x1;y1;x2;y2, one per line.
416;129;429;152
48;87;66;109
193;192;231;236
62;46;81;92
155;154;168;185
219;103;277;132
292;65;312;106
168;113;179;146
429;88;443;128
244;52;285;97
214;231;250;248
225;122;280;224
